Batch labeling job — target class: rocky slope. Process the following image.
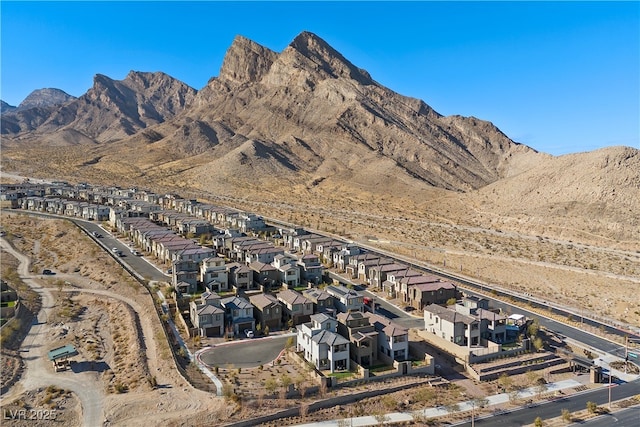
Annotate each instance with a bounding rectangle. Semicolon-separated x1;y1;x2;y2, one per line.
18;88;76;110
1;71;197;143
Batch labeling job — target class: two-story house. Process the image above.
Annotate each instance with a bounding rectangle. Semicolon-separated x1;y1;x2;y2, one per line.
221;296;255;336
302;288;335;314
277;289;314;326
297;254;323;285
189;291;225;337
249;293;283;332
424;304;481;348
199;257;229;293
325;284;364;313
273;254;300;289
366;312;409;363
248;261;279;291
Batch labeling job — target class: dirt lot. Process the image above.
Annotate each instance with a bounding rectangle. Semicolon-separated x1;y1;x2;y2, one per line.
0;213;226;426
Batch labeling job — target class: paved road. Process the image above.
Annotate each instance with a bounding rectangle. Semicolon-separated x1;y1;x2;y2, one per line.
0;238;104;427
455;380;640;426
576;405;640;426
198;336;290;369
76;220;169;283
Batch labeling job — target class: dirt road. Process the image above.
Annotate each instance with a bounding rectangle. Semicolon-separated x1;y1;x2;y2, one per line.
0;237;105;426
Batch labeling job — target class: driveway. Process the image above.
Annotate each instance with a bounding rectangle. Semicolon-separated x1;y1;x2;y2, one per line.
197;335;291;369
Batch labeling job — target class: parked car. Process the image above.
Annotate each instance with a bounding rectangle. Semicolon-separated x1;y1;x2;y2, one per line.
92;231;102;238
130;250;141;256
403;305;415;312
166;268;172;274
42;269;55;275
244;329;254;339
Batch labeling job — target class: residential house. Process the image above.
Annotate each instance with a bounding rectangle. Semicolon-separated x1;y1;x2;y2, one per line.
325;284;364;313
357;257;395;282
277;289;314;327
368;263;408;289
383;268;423;298
199;257;229;293
297;254;324;285
296;313;350;373
302;288;335;314
221;296;255;336
336;311;378;367
345;253;380;279
424;304;481;348
273;255;300;289
189;291;224;337
406;281;458;310
333;246;362;272
248;261;279;291
249;293;282;332
366;312;409;363
227;263;253;293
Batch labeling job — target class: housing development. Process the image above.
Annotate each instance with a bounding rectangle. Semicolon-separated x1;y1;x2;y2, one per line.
1;179;639;426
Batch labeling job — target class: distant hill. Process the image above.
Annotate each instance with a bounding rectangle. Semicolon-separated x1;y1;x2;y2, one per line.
1;100;17;114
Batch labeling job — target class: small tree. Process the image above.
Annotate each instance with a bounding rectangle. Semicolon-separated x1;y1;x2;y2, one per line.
528;318;540;337
586;401;598;414
264;325;270;336
286;336;295;350
445;297;457;306
561;408;572;424
534;416;543;427
508;390;521;406
533;336;544;352
373;412;389;426
535;382;548;399
264;378;278;396
498;372;514;392
280;373;292;397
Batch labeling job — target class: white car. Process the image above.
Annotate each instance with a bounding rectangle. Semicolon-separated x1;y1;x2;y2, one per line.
244;329;254;339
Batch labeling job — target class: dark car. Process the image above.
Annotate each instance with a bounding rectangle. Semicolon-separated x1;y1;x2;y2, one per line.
403;305;415;312
42;269;55;275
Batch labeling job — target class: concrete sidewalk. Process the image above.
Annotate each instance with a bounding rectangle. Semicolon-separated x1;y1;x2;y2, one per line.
294;379;584;427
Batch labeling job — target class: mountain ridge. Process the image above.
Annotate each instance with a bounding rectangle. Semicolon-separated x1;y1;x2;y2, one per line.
1;31;637;243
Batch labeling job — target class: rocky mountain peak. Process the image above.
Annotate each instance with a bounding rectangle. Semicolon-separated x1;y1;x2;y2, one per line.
287;31;373;85
218;35;278;85
17;88;75;111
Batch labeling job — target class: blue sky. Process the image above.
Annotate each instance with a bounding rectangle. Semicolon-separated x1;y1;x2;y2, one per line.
2;1;638;156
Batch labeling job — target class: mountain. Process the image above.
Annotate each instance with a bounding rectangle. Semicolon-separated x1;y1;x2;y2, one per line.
1;100;17;114
18;88;76;110
134;31;542;193
0;31;637;244
1;71;197;143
